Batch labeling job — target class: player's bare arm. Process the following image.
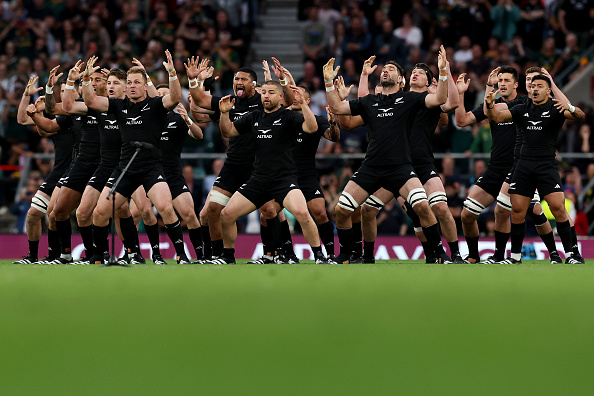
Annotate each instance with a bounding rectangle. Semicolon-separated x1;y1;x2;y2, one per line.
454;73;477;127
161;50;181;110
271;57;295;106
133;57;158;97
62;60;89;115
219;95;239;138
440;60;459;112
425;45;448;108
358;55;376;97
17;76;42;125
187;57;214;109
485;89;512;123
44;65;65;115
291;86;317;133
177;103;204;140
335;75;363;130
82;56;109;112
324;106;341;142
27;103;61;133
323;58;351;115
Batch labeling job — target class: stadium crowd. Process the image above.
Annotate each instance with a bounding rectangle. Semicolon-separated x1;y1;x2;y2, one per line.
0;0;593;249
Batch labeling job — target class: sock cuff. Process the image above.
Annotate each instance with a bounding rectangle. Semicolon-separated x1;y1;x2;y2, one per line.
165;220;181;229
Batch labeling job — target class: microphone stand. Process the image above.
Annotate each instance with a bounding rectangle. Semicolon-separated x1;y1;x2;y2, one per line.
102;147;142;267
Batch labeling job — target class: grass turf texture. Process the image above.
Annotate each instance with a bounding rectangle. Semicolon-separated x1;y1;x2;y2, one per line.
2;259;594;395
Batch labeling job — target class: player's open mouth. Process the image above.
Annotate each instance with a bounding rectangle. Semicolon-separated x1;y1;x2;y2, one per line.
533;92;538;98
109;89;115;95
236;87;245;97
264;100;270;105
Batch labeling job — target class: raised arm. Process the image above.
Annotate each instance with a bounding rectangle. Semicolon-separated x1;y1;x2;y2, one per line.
28;104;61;133
18;76;43;125
133;58;158;97
44;65;66;115
271;57;295;106
335;76;363;130
323;58;351;115
358;55;376;97
82;56;109;112
425;45;448;108
454;73;478;127
219;95;239;138
324;106;341;142
187;57;215;109
63;60;89;115
161;50;181;110
553;99;585;121
262;60;272;81
441;61;459;112
485;89;512;123
291;86;317;133
176;103;203;140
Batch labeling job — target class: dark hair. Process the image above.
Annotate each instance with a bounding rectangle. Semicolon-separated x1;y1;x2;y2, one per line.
525;66;541;75
262;80;282;91
156;83;169;90
531;74;551;87
236;67;257;83
385;60;405;79
298;85;310;99
108;68;127;81
497;65;518;82
413;63;433;86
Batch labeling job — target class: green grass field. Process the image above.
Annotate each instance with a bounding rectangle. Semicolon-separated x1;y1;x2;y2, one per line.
2;258;594;395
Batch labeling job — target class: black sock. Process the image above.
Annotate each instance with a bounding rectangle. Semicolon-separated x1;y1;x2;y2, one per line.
119;216;139;253
363;240;375;258
422;241;435;261
435;239;447;256
260;223;272;256
280;219;294;255
201;226;212;258
447;240;460;256
47;229;59;259
312;245;323;258
188;227;204;259
351;221;362;258
56;219;72;255
494;231;510;259
510;222;526;254
570;225;580;255
318;221;335;256
28;240;39;259
145;223;160;255
465;235;479;259
267;216;284;256
423;223;443;256
93;224;109;257
539;231;557;255
337;227;353;258
212;239;224;257
165;220;186;258
556;220;573;255
79;225;93;258
223;247;235;260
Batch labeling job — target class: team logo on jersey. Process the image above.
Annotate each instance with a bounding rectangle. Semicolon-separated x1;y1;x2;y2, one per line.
258;129;271;134
234;111;248;120
555;184;560;188
141;104;150;111
101;113;107;116
527;120;542;130
75;116;81;120
528;121;542;125
394;97;404;104
106;120;117;124
104;119;119;129
377;108;394;117
290;184;296;187
372;103;378;107
273;119;282;126
509;183;516;189
157;175;164;180
524;113;529;117
167;122;176;128
249;104;259;108
161;131;169;140
122;110;127;114
541;111;550;118
126;116;142;125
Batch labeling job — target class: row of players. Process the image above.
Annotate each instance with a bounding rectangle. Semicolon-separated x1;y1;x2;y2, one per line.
13;47;586;265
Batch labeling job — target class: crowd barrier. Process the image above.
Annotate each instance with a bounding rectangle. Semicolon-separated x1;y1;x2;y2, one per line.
1;234;591;261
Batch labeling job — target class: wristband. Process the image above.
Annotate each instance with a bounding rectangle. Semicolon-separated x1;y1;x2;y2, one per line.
186;118;193;126
486;83;494;87
439;75;447;81
82;81;91;86
279;78;287;86
67;79;75;83
324;78;333;85
147;81;154;87
65;84;74;90
189;78;199;89
198;80;204;89
325;85;335;92
45;85;53;94
439;67;446;71
169;75;178;82
568;104;575;113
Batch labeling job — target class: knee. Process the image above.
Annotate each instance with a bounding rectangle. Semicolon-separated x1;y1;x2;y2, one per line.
335;205;352;220
461;209;477;224
220;208;235;225
413;201;432;218
432;202;450;219
494;204;509;218
260;206;276;220
76;207;91;223
207;203;222;218
93;205;109;223
361;205;378;221
27;206;43;219
312;208;328;223
293;209;311;224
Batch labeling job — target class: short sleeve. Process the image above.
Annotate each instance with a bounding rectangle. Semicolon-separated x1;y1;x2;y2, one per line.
349;96;367;117
316;115;330;136
287;110;305;130
55;115;72;130
471;104;487;123
209;95;222;121
107;98;121;114
509;103;523;121
233;112;254;135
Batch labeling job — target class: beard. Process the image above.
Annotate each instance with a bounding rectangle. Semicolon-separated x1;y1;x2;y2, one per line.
380;77;397;87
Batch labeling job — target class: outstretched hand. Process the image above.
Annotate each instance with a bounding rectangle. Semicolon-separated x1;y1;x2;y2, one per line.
362;55;377;76
69;59;86;81
487;66;501;87
47;65;63;88
163;49;175;74
25;76;42;96
83;56;99;79
322;58;340;83
553;98;571;113
485;89;499;107
219;95;235;113
456;73;470;94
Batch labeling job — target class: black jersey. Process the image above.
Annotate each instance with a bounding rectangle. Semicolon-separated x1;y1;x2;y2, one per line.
97;111;122;168
76;98;101;161
107;95;169;171
71;114;82;157
160;111;188;173
509;98;566;160
349;91;427;167
210;93;262;166
233;106;304;180
410;106;442;165
53;115;75;172
471;95;528;168
293;114;330;176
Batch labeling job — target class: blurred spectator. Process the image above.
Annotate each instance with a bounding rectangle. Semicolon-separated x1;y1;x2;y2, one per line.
551;33;586;78
490;0;521;42
212;32;240;96
11;172;42;233
394;12;422;49
373;18;408;66
301;6;328;72
328;20;346;66
519;0;546;51
467;158;487;189
342;16;371;65
82;15;112;61
535;36;561;71
318;0;341;28
465;44;491;77
377;199;408;235
202;158;224;204
453;36;473;64
144;5;176;48
558;0;594;49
